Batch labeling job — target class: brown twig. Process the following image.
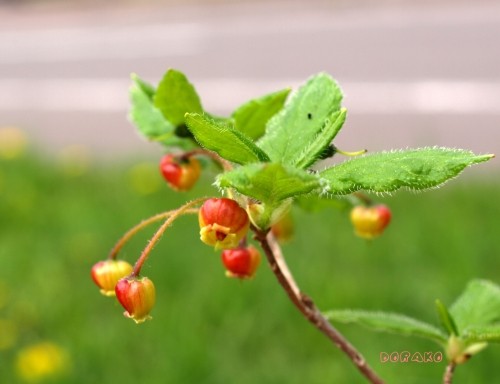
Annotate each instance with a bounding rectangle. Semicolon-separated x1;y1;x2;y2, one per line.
252;225;384;384
443;362;456;384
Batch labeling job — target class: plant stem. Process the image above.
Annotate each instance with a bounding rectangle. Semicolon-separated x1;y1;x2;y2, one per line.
350;192;374;207
443;362;456;384
132;197;206;276
252;226;384;384
182;148;233;171
108;208;199;260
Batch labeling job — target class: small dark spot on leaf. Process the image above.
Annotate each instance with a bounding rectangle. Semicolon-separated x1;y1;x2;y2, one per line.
175;123;194;139
307;113;312;120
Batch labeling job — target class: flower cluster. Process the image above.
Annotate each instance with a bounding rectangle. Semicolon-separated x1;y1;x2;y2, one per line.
92;150;391;324
91;259;156;323
91;154;391;323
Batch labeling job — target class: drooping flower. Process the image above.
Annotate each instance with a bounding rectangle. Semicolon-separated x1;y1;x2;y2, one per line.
221;246;261;279
115;276;156;324
199;198;250;249
350;205;392;239
91;259;133;297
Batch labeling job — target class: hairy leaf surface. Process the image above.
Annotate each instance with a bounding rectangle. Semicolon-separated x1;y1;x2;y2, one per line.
185;113;270;164
320;148;494;195
258;73;343;164
217;163;321;204
154;69;203;126
232;89;290;140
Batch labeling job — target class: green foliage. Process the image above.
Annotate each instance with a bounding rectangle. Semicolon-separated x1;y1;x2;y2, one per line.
292;108;347;169
450;279;500;331
232;88;291;140
153;69;203;127
184;113;270;164
128;69;493;208
216;163;321;205
151;71;492;207
133;73;156;98
462;324;500;343
257;73;343;165
129;69;294;157
325;310;447;344
319;148;494;195
435;299;459;336
129;74;185;147
326;280;500;362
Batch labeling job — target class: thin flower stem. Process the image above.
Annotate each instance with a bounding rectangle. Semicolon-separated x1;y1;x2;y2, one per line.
350;192;374;207
182;148;233;171
252;226;384;384
108;208;199;260
182;148;236;199
131;197;206;276
443;362;457;384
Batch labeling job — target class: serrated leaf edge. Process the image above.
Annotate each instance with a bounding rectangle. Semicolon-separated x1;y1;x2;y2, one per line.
318;147;494;197
185;113;271;164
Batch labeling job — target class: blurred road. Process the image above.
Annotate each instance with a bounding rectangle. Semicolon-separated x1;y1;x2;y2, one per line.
0;1;499;168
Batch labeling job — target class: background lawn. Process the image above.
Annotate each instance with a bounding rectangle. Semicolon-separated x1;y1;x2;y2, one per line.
0;149;499;383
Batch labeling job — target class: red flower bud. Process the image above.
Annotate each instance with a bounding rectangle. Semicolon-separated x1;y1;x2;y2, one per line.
115;276;156;324
221;246;261;279
350;204;392;239
91;259;133;297
199;198;250;249
159;154;201;191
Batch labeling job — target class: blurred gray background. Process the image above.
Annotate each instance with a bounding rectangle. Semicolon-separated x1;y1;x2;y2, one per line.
1;0;499;168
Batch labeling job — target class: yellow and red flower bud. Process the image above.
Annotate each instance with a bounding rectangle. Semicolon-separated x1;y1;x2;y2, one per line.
221;246;261;279
115;276;156;324
350;204;392;239
91;259;133;297
199;198;250;249
271;212;294;243
159;154;201;191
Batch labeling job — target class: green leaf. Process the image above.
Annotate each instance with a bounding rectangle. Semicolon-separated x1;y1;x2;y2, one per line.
293;108;347;169
450;279;500;332
185;113;270;164
319;148;494;195
325;309;447;345
132;73;155;99
232;88;290;140
128;75;185;147
154;69;203;126
258;73;343;164
435;299;459;336
462;324;500;343
216;163;322;204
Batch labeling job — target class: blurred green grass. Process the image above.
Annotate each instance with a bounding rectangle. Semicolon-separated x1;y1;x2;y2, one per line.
0;152;499;383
